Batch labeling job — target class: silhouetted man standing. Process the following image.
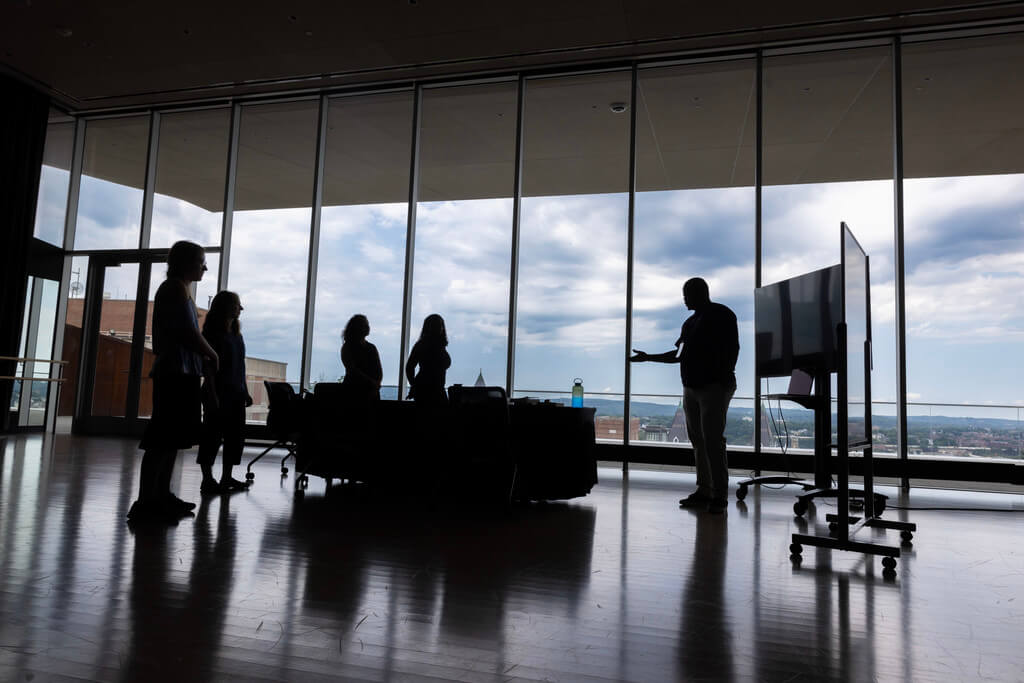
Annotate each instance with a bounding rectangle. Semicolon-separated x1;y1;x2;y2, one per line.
631;277;739;513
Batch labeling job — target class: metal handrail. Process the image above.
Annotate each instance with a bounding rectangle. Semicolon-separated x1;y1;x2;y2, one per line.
0;377;65;382
0;356;68;364
1;356;68;383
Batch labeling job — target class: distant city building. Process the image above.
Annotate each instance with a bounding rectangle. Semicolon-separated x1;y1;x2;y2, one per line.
667;402;688;443
595;416;639;441
638;424;670;442
61;298;286;422
474;369;486;387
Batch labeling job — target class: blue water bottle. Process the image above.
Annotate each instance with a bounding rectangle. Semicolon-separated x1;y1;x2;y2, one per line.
571;378;584;407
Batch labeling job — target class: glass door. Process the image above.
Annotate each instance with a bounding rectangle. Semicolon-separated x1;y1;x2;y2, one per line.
72;250;220;434
75;256;150;434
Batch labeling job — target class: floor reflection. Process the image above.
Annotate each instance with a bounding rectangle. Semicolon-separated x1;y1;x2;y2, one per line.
123;492;237;682
1;434;1022;682
260;489;597;676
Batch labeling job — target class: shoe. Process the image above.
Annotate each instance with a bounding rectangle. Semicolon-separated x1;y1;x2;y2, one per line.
127;500;151;520
127;499;190;525
707;498;728;514
167;493;196;511
200;480;223;495
220;478;250;493
679;492;712;508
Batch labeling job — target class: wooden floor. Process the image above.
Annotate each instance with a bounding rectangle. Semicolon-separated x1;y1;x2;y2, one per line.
1;434;1022;682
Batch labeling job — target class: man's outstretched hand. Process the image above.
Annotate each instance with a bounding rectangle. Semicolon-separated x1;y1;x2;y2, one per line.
630;349;648;362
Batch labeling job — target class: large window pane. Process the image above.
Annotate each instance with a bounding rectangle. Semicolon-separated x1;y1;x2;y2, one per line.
33;110;74;246
762;47;895;452
516;72;631;425
903;34;1024;460
411;82;517;390
630;59;756;448
150;108;230;248
74;116;149;250
59;256;88;420
309;93;413;394
229;101;318;422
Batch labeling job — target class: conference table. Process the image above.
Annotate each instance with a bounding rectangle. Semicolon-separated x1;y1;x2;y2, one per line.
293;389;598;502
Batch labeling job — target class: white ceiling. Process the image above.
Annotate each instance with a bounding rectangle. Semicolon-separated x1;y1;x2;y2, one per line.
4;0;1019;110
17;2;1024;208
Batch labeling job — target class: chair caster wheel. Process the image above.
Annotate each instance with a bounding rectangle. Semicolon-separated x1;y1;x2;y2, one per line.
789;543;802;557
900;530;913;542
281;467;289;475
245;472;254;481
881;556;897;571
736;485;748;501
793;499;808;517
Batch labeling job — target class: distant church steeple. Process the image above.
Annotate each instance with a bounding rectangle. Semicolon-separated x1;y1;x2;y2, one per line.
474;369;486;387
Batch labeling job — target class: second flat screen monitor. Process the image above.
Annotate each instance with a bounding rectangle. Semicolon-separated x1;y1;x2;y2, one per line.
755;264;842;378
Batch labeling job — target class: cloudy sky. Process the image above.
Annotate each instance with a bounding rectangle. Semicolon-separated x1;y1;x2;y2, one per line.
41;159;1024;420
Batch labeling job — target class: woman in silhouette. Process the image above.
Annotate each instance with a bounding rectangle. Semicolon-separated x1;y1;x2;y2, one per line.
197;290;253;494
341;314;383;401
405;314;451;406
130;240;218;522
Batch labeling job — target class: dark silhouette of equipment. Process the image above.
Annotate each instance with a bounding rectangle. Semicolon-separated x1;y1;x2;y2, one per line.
245;381;304;482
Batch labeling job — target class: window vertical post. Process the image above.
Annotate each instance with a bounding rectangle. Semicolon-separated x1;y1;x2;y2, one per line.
623;64;639;470
301;95;329;391
139;110;160;250
506;75;526;398
219;103;241;292
892;36;910;490
754;51;764;471
399;85;423;400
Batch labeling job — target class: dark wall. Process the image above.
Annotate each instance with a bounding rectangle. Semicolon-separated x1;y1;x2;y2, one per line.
0;75;49;431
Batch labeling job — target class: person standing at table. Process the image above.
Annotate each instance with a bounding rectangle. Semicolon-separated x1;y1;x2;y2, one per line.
341;314;383;401
631;277;738;514
405;314;451;406
197;290;253;495
129;241;218;522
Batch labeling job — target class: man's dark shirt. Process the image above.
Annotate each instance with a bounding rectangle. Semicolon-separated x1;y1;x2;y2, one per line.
674;301;739;389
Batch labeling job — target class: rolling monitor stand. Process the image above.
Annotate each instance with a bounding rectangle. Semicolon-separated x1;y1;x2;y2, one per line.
736;368;887;518
789;327;917;577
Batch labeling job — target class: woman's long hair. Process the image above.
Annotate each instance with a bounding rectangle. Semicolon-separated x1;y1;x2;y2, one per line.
418;313;448;347
343;314;370;344
203;290;241;336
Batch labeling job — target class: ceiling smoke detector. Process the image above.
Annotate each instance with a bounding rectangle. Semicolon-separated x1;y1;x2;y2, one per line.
609;102;628;114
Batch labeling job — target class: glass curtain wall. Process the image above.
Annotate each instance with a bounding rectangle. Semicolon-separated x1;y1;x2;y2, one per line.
33;110;74;246
42;31;1024;466
410;82;518;391
902;35;1024;461
515;72;632;436
630;59;757;448
762;46;895;453
229;100;319;422
310;92;414;394
149;108;231;248
74;115;150;250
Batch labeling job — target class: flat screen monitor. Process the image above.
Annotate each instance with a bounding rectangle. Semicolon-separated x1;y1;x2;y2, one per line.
755;264;842;378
